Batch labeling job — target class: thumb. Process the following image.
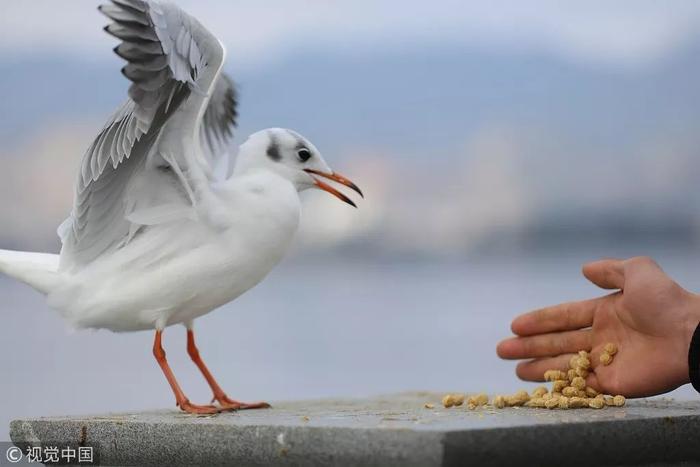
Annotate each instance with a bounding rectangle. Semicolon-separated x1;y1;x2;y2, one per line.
582;258;625;290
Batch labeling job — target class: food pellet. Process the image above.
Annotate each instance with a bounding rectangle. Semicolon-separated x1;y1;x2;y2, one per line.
600;352;613;365
467;393;488;409
567;369;577;381
552;380;568;393
504;397;525;407
504;397;520;407
588;398;604;409
604;343;618;356
604;396;614;406
424;403;434;409
545;398;559;409
544;370;568;381
575;367;589;378
557;397;570;409
613;395;626;407
569;397;589;408
442;395;455;408
562;386;578;397
571;376;586;390
473;393;489;406
577;356;591;370
505;390;530;406
452;394;465;406
525;398;546;408
531;386;548;398
492;395;506;409
585;387;599;398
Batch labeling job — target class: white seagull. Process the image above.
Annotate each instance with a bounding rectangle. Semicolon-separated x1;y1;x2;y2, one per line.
0;0;362;414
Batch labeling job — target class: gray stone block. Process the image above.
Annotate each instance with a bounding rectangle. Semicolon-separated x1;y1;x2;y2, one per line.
9;392;700;466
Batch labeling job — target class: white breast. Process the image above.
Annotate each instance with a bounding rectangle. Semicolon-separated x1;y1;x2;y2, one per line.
48;170;301;332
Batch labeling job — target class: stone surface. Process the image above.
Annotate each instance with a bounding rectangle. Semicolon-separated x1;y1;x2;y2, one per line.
9;392;700;466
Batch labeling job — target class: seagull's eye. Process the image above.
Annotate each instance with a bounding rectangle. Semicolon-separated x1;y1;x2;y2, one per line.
297;148;312;162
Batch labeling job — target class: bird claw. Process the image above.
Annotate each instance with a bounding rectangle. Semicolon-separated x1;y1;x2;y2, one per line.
214;394;271;411
178;399;220;414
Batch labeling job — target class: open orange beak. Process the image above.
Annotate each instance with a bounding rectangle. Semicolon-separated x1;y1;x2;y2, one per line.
304;169;364;208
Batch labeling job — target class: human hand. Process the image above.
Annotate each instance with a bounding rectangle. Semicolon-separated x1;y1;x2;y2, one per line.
497;257;700;397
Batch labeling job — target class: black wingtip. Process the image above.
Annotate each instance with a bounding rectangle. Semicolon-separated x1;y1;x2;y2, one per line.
103;24;120;41
97;3;109;17
113;45;127;61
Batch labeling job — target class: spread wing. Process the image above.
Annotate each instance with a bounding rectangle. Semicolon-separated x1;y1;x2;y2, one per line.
58;0;237;271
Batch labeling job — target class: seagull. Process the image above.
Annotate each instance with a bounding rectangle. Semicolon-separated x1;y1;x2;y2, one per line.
0;0;362;414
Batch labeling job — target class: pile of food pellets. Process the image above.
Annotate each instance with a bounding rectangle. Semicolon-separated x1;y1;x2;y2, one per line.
437;343;626;410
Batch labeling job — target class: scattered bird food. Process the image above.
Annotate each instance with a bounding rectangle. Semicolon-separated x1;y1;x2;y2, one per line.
434;343;626;411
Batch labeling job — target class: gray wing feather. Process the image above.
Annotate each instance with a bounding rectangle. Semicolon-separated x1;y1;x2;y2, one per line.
60;0;225;270
200;72;238;174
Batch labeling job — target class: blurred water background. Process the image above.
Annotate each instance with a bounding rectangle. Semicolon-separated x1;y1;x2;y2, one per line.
2;0;700;440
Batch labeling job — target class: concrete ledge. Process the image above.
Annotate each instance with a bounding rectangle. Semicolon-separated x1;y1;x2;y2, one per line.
9;392;700;466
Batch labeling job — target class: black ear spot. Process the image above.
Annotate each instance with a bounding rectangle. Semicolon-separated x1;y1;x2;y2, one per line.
297;148;312;162
267;139;281;161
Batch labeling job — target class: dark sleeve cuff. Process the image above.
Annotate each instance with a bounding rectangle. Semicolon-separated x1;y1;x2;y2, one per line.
689;321;700;394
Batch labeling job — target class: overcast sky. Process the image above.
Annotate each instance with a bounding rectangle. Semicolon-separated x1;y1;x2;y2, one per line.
3;1;700;70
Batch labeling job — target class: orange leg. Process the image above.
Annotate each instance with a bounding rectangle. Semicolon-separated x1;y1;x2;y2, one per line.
152;330;219;414
186;329;271;411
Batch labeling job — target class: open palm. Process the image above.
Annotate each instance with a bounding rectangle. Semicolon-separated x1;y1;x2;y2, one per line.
497;257;700;397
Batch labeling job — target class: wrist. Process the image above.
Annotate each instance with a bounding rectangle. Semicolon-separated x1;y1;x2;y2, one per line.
682;292;700;387
683;293;700;350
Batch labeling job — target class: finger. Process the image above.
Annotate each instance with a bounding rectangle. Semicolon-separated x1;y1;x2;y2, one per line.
511;299;598;336
497;329;592;360
582;258;625;290
585;372;601;393
515;354;573;382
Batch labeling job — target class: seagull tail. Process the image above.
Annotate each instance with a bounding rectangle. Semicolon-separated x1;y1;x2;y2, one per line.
0;249;60;295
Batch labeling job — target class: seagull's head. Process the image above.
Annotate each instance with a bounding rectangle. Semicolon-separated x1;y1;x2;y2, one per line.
235;128;363;207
